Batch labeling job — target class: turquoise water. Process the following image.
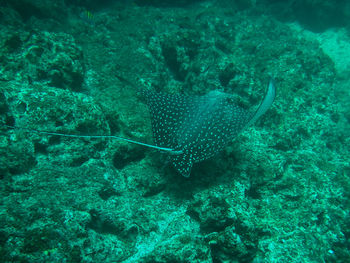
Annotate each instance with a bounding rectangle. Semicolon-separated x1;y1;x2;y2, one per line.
0;0;349;262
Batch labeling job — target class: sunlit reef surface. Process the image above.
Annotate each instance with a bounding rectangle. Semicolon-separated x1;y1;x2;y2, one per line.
0;0;349;262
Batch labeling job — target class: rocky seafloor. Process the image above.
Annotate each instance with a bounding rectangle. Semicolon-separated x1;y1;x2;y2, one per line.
0;0;349;262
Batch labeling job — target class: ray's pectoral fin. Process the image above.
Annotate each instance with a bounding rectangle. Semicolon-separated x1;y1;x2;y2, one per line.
246;78;276;127
171;153;193;178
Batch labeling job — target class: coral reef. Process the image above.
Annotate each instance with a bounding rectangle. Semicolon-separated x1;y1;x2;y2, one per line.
0;0;349;262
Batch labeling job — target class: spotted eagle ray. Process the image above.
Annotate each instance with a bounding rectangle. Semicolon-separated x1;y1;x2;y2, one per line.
143;79;276;177
6;79;275;177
